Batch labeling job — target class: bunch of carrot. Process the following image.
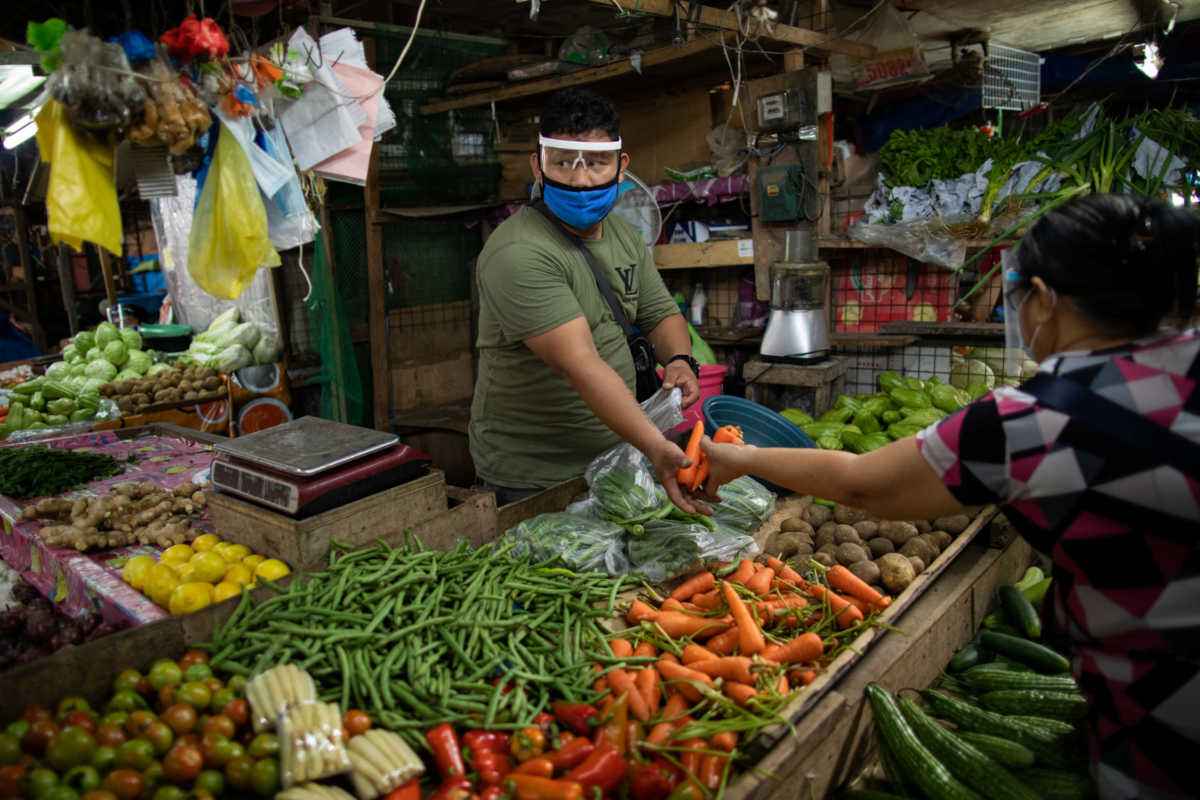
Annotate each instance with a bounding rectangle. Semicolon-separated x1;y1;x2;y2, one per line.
677;423;744;493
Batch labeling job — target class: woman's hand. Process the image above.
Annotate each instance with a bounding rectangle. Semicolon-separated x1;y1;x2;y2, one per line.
696;436;753;502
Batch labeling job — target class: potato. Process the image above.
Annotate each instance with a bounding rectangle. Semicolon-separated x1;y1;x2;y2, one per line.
877;553;916;593
780;516;814;535
834;524;861;545
867;537;894;558
154;388;174;402
167;388;183;402
853;520;879;539
929;530;953;551
833;505;868;525
900;537;936;566
803;503;833;527
907;555;926;573
934;514;971;535
878;520;919;546
817;543;839;558
117;396;136;412
915;520;933;533
769;531;812;560
835;542;869;566
184;391;199;401
114;381;134;396
815;525;838;549
848;560;881;586
130;393;150;407
811;552;836;568
202;376;222;391
198;367;217;380
916;533;942;556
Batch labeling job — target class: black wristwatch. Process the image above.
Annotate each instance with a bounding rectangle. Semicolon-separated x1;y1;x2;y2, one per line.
666;354;701;376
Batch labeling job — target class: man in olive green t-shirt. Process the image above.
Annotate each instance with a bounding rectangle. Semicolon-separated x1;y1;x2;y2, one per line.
469;88;703;511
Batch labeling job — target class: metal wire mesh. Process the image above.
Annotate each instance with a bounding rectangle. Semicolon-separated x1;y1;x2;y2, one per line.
382;217;481;310
983;42;1041;111
329;210;371;326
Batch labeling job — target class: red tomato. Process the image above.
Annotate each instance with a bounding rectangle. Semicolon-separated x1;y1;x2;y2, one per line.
101;768;143;800
22;720;59;757
177;652;209;672
0;764;25;797
157;684;179;709
220;700;248;731
79;792;119;800
200;677;224;697
21;706;50;725
62;712;96;736
342;710;371;738
162;745;204;785
95;725;126;749
159;706;197;738
201;716;234;741
123;712;156;739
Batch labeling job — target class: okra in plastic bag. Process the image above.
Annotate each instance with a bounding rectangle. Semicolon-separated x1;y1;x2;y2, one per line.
627;519;759;583
503;512;630;575
710;476;777;531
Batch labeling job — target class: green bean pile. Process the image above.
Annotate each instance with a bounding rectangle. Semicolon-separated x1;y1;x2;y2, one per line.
199;536;638;746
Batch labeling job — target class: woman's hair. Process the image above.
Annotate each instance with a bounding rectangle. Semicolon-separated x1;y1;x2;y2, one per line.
539;88;620;140
1014;193;1200;336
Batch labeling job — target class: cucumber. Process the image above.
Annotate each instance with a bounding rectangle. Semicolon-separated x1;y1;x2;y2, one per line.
919;689;1078;770
960;669;1077;693
979;631;1070;673
1014;767;1093;800
1012;566;1044;592
954;732;1035;769
964;661;1034;674
865;684;984;800
999;585;1041;639
977;690;1088;721
837;791;910;800
875;733;917;798
1006;715;1080;738
947;642;986;673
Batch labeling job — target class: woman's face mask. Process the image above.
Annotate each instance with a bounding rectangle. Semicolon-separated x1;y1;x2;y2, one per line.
1003;264;1057;373
536;134;623;230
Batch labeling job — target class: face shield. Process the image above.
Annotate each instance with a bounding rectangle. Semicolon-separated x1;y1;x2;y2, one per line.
538;135;623;186
1002;250;1031;381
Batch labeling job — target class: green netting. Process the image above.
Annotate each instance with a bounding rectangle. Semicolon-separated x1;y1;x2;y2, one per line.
382;217;481;309
328;210;369;324
307;232;365;425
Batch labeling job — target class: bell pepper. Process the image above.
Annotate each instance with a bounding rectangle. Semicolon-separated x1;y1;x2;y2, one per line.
592;693;627;751
512;758;554;778
564;745;626;796
629;760;681;800
553;731;574;750
474;750;512;785
551;702;600;737
532;712;556;738
385;781;422;800
426;723;467;779
503;775;584;800
546;737;594;773
465;730;512;757
510;726;547;763
430;776;475;800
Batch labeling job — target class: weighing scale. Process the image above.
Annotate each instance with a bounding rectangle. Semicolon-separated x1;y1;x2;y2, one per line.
210;416;432;517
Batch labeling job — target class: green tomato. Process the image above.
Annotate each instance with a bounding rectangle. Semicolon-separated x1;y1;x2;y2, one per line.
114;738;155;771
104;690;147;715
174;682;211;711
99;712;129;729
246;733;278;760
0;732;21;766
153;786;188;800
111;669;143;695
249;758;279;797
226;675;247;696
147;661;183;692
208;689;235;715
62;765;101;793
142;760;164;793
182;664;212;683
90;745;116;773
55;698;92;720
5;720;31;741
194;769;224;797
24;767;59;799
42;786;79;800
44;726;97;771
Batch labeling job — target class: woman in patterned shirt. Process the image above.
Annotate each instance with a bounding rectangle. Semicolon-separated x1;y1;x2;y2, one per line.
700;194;1200;799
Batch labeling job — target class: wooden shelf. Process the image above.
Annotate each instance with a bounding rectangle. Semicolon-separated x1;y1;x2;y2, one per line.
818;237;1015;250
654;240;754;270
379;204;495;219
877;321;1005;338
692;329;921;349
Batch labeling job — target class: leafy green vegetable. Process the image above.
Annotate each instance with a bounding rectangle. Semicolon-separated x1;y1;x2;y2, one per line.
0;444;125;499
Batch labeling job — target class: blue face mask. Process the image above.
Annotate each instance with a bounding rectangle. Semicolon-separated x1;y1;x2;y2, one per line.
540;174;619;231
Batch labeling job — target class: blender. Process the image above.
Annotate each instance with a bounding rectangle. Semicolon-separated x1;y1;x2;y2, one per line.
759;229;831;363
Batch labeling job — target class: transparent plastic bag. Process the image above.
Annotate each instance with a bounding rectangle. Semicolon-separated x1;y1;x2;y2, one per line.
245;663;317;732
50;29;146;133
278;701;352;787
707;123;747;178
583;386;683;510
846;216;968;271
627;519;759;583
504;512;630;575
187;122;282;300
710;475;777;531
345;729;424;800
559;25;610;65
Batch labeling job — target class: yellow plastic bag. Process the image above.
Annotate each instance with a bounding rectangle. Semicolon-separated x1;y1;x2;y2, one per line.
187;121;281;300
35;100;122;255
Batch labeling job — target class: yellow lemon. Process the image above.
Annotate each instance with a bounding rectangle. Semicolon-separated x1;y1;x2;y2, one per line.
191;533;221;553
160;544;194;564
221;543;251;562
188;551;229;584
168;582;213;615
212;581;242;604
241;554;265;572
253;559;291;583
176;562;200;583
121;555;156;590
223;563;253;586
146;564;181;607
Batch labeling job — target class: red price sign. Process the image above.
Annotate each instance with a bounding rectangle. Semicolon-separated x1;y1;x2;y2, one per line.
856;48;925;89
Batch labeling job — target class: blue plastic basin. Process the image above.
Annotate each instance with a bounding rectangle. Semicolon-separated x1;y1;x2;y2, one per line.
701;395;815;493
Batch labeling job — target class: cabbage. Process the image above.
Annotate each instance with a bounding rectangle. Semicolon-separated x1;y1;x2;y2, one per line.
187;341;220;357
69;363;87;378
215;344;252;373
81;378;105;393
114;369;140;382
86;347;104;362
147;363;172;376
120;328;142;351
46;361;71;379
207;307;240;333
95;322;120;348
103;340;128;366
949;358;995;391
61;344;78;362
125;350;152;375
85;360;118;382
224;322;261;350
253;335;281;365
73;331;95;353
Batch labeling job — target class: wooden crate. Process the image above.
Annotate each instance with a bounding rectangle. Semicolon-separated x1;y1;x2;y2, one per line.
207;469;450;570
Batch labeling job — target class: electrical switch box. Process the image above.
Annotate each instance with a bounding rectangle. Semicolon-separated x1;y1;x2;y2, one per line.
757;164;815;223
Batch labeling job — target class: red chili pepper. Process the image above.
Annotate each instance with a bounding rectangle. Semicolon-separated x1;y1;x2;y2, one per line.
592;693;627;751
474;750;512;785
629;760;682;800
384;781;422;800
512;757;554;778
426;724;467;779
533;712;556;738
464;730;512;756
479;786;508;800
546;737;594;773
510;726;547;763
430;776;475;800
503;775;584;800
551;702;600;737
564;745;626;796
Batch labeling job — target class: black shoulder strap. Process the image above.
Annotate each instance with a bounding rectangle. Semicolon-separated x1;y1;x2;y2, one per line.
1021;371;1200;477
531;201;636;338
